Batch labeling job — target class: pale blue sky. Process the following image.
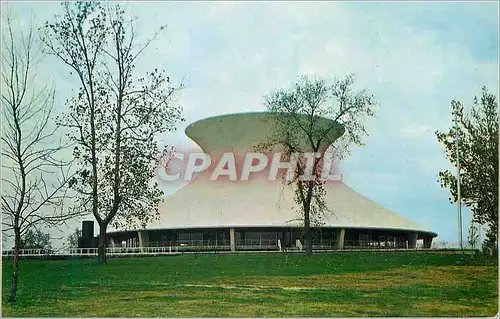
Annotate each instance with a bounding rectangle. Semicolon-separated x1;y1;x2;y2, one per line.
4;1;499;247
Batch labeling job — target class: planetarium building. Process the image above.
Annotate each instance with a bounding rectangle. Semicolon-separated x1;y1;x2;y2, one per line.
104;112;437;252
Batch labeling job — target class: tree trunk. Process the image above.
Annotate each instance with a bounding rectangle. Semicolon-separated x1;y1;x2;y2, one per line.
98;223;107;264
304;182;314;255
8;231;21;303
304;207;312;255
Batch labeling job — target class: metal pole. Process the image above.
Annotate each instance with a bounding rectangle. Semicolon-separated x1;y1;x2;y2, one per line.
455;110;463;250
478;223;482;247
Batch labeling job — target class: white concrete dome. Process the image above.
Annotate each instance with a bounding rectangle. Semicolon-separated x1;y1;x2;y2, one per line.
147;176;434;235
145;113;433;235
108;112;436;250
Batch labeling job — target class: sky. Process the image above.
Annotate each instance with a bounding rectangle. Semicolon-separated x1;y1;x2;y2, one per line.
2;1;499;249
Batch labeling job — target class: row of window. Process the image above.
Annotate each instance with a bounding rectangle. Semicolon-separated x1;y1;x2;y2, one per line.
112;229;416;247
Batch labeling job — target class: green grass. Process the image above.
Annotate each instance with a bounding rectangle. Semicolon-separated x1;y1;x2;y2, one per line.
2;252;498;317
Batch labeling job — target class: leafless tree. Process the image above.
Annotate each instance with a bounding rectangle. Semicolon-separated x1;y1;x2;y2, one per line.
64;227;81;249
1;13;79;303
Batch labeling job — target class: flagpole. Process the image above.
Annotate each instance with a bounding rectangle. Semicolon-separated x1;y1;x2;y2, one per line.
455;110;463;250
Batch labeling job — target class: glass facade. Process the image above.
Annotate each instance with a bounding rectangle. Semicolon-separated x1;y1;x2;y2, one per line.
108;226;428;250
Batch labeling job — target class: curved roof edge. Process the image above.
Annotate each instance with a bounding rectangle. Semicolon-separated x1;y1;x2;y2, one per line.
109;225;437;238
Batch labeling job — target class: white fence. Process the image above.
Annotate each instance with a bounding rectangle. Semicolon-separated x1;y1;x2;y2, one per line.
2;246;182;258
2;241;445;258
236;239;280;250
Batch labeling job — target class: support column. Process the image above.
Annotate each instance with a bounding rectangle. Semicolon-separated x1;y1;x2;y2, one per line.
408;232;418;249
336;228;345;250
138;231;149;251
423;236;433;248
230;228;235;252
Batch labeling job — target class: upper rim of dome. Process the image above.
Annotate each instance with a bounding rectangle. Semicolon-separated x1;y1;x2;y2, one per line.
185;111;345;155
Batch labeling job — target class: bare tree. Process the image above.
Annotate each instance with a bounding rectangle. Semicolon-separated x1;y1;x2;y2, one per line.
20;229;53;250
263;75;377;254
467;223;479;251
65;227;81;249
42;2;183;264
1;13;78;303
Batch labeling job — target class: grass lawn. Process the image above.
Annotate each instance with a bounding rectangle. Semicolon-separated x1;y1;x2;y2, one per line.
2;252;498;317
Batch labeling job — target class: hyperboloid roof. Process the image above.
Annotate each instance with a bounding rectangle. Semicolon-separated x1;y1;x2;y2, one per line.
112;112;437;238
